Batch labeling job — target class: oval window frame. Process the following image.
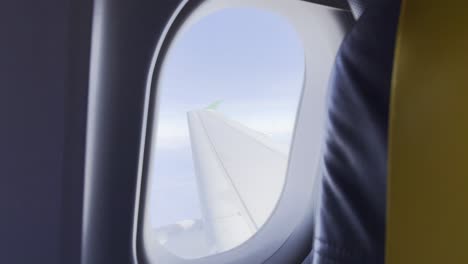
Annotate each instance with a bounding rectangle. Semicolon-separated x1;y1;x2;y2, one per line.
132;1;354;263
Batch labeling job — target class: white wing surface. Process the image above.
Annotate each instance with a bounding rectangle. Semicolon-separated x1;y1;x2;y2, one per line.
187;109;288;253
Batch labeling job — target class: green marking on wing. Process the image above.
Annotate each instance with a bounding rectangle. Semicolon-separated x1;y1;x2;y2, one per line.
206;100;223;110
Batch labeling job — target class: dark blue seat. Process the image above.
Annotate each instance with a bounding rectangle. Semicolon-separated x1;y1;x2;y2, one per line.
310;1;401;263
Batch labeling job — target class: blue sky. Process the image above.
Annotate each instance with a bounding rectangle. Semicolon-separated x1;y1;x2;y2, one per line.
147;8;304;228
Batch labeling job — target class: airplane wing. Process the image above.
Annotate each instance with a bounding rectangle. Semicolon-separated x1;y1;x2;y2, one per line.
187;109;289;253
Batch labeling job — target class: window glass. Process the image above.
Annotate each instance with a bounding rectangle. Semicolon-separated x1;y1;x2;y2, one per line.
145;8;304;259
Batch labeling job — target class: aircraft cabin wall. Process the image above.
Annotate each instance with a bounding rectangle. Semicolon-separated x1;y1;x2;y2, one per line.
0;0;357;263
0;0;93;263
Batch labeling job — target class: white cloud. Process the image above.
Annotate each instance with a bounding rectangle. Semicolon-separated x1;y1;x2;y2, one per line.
154;119;191;150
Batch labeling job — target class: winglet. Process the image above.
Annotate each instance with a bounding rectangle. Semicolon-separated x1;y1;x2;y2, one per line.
206;100;223;110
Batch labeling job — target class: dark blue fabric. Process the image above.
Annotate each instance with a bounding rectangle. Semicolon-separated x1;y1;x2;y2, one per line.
312;1;401;263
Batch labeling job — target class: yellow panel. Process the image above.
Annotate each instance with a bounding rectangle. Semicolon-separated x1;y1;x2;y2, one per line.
386;1;468;263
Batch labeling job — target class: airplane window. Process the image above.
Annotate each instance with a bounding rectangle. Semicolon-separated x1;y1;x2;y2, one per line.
143;8;304;259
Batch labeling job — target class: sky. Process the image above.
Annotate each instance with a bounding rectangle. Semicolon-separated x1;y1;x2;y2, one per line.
146;7;305;229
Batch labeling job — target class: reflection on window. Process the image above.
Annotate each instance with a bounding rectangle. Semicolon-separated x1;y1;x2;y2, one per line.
145;8;304;259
